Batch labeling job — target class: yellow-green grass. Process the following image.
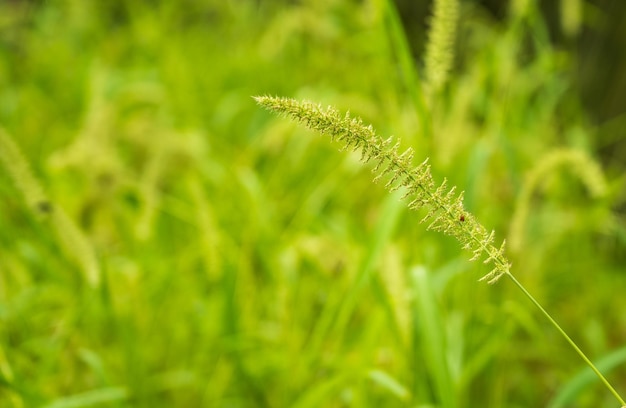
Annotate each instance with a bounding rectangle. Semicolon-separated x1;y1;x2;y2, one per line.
0;0;625;407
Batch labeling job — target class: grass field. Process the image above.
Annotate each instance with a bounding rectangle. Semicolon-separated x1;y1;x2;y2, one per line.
1;0;625;407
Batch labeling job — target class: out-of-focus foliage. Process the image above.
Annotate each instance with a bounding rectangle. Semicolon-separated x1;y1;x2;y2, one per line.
0;1;625;407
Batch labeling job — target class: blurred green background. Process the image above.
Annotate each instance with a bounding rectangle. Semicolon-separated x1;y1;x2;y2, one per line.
1;0;625;407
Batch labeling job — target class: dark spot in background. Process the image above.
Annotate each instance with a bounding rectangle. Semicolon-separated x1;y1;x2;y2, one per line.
36;200;53;214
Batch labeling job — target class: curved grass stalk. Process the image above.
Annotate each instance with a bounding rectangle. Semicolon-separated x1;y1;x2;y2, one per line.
0;128;101;287
254;95;626;407
508;148;608;254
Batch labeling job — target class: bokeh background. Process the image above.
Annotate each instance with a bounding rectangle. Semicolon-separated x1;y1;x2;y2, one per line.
1;0;625;407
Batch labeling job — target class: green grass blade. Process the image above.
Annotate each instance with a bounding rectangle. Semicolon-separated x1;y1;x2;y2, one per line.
411;265;457;408
548;346;626;408
40;387;129;408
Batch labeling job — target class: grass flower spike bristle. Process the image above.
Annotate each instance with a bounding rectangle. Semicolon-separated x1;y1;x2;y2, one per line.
254;95;511;283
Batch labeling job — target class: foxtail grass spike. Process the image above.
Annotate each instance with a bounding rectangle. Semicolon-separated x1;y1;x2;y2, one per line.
424;0;459;95
254;95;511;283
254;96;626;406
0;127;101;288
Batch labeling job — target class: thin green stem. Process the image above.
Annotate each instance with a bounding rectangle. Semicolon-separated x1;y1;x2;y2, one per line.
380;0;432;146
505;272;626;407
